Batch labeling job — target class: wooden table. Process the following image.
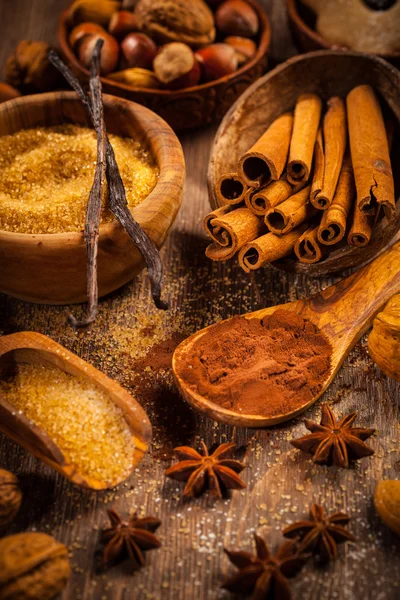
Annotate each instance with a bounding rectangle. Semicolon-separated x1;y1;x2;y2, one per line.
0;2;399;599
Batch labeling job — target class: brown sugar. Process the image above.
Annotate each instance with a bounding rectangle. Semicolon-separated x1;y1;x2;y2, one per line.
0;363;134;485
175;309;332;417
0;124;158;234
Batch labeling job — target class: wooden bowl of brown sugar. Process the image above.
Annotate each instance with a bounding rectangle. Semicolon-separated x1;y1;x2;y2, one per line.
0;91;185;304
208;50;400;276
57;0;271;131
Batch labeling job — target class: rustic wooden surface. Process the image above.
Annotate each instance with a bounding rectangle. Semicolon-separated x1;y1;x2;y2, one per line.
0;2;399;599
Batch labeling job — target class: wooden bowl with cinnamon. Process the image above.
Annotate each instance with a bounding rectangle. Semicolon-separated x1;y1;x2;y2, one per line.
57;0;271;131
287;0;400;70
207;50;400;276
0;91;185;304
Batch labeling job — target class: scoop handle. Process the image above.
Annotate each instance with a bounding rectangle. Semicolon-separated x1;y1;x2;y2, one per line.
309;239;400;347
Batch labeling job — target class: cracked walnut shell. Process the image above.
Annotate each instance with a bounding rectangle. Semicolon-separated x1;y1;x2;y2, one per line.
135;0;216;48
0;532;70;600
0;469;22;527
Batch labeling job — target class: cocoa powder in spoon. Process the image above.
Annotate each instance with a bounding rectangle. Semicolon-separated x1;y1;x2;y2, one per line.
177;309;332;417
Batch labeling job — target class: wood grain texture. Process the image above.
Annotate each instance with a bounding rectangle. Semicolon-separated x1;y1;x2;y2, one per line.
208;51;400;276
0;92;185;304
174;240;400;427
57;0;271;131
0;2;399;600
286;0;400;69
0;332;151;489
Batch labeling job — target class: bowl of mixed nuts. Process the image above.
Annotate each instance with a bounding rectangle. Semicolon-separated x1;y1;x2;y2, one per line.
58;0;271;130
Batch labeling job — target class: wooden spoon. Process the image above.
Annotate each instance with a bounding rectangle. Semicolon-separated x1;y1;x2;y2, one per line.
173;240;400;428
0;332;151;489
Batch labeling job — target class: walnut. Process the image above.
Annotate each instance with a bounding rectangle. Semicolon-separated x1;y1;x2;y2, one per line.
135;0;216;48
0;469;22;527
368;294;400;382
4;41;62;93
0;532;70;600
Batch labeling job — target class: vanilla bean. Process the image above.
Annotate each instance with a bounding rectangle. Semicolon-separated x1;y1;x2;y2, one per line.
48;51;167;313
68;39;105;327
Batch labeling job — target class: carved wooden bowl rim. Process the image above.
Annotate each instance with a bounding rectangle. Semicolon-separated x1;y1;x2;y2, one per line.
208;50;400;276
57;0;271;97
287;0;400;63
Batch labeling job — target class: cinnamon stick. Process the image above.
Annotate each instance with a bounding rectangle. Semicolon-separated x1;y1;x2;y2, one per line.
347;207;374;247
317;154;355;246
310;128;324;202
246;176;294;215
238;223;308;272
215;172;248;206
204;206;264;261
294;224;325;264
347;85;395;220
287;93;322;185
238;112;293;188
264;186;315;235
313;97;347;210
204;205;233;245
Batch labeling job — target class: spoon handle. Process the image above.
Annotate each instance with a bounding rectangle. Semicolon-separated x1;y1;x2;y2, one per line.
311;239;400;343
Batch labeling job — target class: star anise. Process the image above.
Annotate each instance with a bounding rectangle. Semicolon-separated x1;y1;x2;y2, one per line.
283;504;356;563
164;441;246;498
290;403;375;468
101;509;161;569
223;534;307;600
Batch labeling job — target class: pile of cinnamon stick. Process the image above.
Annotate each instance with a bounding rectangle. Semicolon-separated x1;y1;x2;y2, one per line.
205;84;396;271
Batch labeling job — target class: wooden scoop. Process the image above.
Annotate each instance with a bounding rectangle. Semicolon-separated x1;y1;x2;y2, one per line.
0;332;151;489
173;240;400;428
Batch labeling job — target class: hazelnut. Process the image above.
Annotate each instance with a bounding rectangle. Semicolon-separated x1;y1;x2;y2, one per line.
196;43;238;82
224;36;257;65
5;40;62;93
0;469;22;527
154;43;201;90
109;10;140;40
69;22;106;50
79;32;119;75
68;0;121;28
108;67;161;88
0;82;21;104
120;32;157;70
216;0;259;38
135;0;216;48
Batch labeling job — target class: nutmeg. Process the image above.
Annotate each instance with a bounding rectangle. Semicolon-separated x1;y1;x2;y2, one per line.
216;0;259;38
154;43;201;90
0;469;22;527
0;532;70;600
196;43;238;82
69;22;106;50
0;82;21;104
79;32;119;75
5;41;62;93
120;32;157;70
224;36;257;65
135;0;216;48
109;10;140;40
108;67;161;88
68;0;121;27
